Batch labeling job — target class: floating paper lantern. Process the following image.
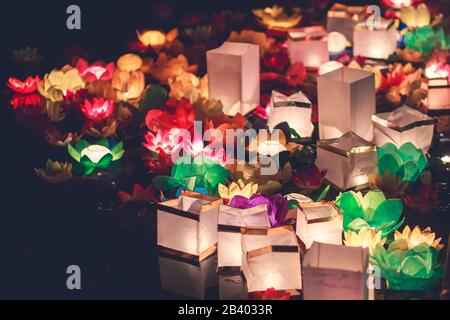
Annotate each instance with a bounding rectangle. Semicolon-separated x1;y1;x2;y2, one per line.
76;58;114;82
158;252;217;299
156;191;223;260
315;132;378;190
112;54;145;101
376;142;427;186
327;31;347;54
372;105;434;152
318;61;343;76
303;242;370;300
136;29;178;47
295;202;343;249
427;78;450;110
80;97;115;121
218;179;258;201
38;65;85;102
35;159;73;183
371;240;443;291
353;21;398;60
206;42;260;116
318;67;375;140
266;90;313;138
287;26;328;68
394;225;444;250
326;2;365;41
241;226;301;292
67;139;124;175
344;228;386;253
253;5;302;30
217;204;270;268
335;190;404;238
7;76;40;94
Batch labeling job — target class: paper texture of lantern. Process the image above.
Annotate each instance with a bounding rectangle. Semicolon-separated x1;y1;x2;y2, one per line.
372;105;434;152
315;132;378;190
112;54;145;101
218;204;270;268
318;66;375;140
241;226;301;292
326;2;365;41
303;242;370;300
287;26;329;68
207;42;260;116
427;78;450;111
353;21;398;60
156;191;223;260
296;202;343;249
267;90;314;138
158;252;217;299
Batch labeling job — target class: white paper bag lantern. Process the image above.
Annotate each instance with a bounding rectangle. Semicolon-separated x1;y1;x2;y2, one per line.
372;105;434;152
217;204;270;268
207;42;260;116
326;3;365;41
353;20;398;60
241;226;301;292
156;191;223;260
303;242;370;300
315;132;378;190
267;90;314;138
296;202;343;249
287;26;329;68
427;78;450;111
318;66;375;140
158;253;217;299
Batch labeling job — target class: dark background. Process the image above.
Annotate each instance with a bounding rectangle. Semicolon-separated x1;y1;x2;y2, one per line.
1;0;448;300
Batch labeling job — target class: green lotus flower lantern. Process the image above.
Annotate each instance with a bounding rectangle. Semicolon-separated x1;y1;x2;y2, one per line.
68;138;124;175
377;142;427;186
335;190;404;238
404;26;449;54
370;239;444;291
153;156;229;195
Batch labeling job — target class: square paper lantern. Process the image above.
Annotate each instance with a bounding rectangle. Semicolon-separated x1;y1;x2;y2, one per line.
207;42;260;116
296;202;343;249
217;204;270;268
267;90;314;138
287;26;329;68
353;21;398;60
303;242;370;300
241;226;301;292
315;131;378;190
427;78;450;111
318;66;375;140
372;105;434;153
158;252;217;299
326;2;365;41
156;191;223;261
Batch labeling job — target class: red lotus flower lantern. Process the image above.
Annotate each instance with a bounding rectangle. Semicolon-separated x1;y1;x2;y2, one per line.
80;97;115;121
294;165;327;191
76;58;114;82
7;76;41;94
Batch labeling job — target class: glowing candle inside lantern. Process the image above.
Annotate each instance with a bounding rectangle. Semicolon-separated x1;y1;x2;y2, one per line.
425;64;449;79
328;32;347;54
137;30;166;47
81;145;111;164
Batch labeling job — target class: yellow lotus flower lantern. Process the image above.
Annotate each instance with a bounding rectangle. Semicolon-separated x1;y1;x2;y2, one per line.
394;226;444;250
253;5;302;30
218;179;258;201
136;28;178;47
38;65;85;102
112;53;145;102
344;228;387;252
